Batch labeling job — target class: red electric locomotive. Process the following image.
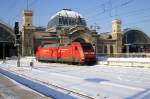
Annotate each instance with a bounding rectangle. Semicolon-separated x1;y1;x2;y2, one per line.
35;42;96;65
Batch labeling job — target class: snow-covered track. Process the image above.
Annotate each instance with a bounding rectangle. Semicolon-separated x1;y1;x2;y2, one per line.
0;68;95;99
39;79;96;99
1;58;150;99
15;71;96;99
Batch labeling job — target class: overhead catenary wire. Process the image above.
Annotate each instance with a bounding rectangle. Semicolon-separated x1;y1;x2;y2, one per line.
87;4;150;31
86;0;135;22
81;0;110;15
84;0;121;18
79;0;148;34
95;8;150;32
97;14;150;33
5;0;18;16
29;0;39;8
9;0;39;26
88;7;150;24
123;17;150;27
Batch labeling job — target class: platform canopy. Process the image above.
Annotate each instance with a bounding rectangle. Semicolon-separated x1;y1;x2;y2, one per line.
0;20;15;43
123;29;150;44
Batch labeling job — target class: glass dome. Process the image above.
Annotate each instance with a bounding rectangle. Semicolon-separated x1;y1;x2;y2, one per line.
47;9;86;30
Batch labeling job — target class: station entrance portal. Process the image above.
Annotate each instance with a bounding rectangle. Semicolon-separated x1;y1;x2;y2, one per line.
73;38;86;43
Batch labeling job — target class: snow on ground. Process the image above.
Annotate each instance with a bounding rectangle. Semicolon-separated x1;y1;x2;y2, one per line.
0;73;51;99
97;57;150;62
0;57;150;99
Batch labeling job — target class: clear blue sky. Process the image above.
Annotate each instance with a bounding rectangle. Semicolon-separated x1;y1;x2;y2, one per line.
0;0;150;36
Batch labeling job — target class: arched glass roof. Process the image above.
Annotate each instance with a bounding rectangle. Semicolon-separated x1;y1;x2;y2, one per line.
0;20;15;43
123;29;150;44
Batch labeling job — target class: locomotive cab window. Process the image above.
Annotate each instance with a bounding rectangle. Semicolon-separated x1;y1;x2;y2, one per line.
75;46;78;50
81;43;93;50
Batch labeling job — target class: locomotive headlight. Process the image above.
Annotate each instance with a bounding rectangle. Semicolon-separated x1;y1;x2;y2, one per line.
84;52;88;54
84;52;95;54
90;52;95;54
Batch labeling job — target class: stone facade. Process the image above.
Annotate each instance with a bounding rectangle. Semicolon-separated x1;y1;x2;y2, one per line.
49;26;94;45
97;19;122;54
52;25;122;54
111;19;122;53
21;8;123;55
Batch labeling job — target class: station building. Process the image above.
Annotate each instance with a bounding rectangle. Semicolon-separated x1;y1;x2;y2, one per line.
0;8;150;58
22;9;123;56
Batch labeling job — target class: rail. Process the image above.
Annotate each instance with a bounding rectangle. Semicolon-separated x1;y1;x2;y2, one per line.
39;79;95;99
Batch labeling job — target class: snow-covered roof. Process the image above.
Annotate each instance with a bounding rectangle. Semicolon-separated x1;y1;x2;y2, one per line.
50;9;84;20
47;9;86;31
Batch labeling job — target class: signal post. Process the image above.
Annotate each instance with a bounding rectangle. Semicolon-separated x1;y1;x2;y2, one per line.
14;22;21;67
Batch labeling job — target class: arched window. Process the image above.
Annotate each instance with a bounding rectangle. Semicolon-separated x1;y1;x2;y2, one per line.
59;17;63;25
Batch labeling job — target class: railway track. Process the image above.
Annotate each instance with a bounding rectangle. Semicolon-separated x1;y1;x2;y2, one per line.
1;68;97;99
22;73;96;99
39;79;96;99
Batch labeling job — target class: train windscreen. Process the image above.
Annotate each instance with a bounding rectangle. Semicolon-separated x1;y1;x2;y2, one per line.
42;43;59;48
81;43;94;50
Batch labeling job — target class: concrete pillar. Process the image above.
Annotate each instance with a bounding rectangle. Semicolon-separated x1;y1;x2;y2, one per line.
107;44;110;54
